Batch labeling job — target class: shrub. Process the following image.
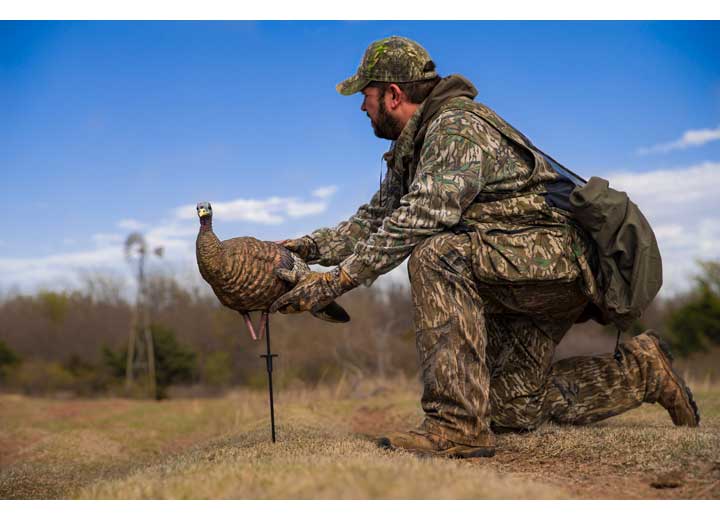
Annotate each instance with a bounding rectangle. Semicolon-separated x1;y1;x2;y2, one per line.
152;324;197;398
6;360;75;395
0;340;21;383
103;325;198;399
0;339;20;366
37;291;70;324
202;350;233;388
62;354;113;395
667;261;720;356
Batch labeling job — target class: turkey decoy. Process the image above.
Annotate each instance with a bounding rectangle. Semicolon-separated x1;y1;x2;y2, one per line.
195;201;350;340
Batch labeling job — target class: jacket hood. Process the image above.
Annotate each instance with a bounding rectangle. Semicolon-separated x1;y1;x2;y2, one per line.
384;74;478;191
419;74;478;130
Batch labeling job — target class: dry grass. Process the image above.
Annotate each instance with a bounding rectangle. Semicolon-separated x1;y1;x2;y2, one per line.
1;377;719;499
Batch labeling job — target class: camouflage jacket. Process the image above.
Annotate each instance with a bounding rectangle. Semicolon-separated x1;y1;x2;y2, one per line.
308;75;598;296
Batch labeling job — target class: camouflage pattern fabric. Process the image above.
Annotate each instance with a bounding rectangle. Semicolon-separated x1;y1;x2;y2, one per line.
337;36;439;96
409;230;674;440
306;72;660;439
269;267;357;315
311;99;528;284
277;236;320;263
312;86;597;297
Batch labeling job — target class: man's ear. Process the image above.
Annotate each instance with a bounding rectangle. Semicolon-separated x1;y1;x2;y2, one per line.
387;84;405;110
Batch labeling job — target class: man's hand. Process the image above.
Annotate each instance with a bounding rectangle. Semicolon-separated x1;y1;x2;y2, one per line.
276;236;319;262
270;267;357;315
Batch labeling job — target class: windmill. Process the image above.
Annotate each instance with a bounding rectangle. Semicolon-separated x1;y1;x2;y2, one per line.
124;232;163;398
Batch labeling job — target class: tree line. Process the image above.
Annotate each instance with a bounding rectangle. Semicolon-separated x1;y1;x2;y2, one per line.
0;261;718;398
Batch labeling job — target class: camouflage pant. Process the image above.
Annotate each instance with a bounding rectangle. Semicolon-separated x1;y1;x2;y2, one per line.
408;229;665;445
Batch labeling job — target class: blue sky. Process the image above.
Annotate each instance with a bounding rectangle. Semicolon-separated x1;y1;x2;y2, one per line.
1;21;719;295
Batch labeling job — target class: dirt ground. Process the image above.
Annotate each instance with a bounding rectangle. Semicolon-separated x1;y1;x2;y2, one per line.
1;378;718;499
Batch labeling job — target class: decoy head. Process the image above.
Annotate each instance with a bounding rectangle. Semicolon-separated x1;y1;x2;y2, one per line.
197;201;212;219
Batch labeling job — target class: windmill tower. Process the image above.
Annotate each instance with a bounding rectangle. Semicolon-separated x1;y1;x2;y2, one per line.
124;232;163;398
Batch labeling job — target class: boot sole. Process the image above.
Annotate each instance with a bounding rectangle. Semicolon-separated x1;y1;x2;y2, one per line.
646;330;700;427
377;438;496;459
443;446;496;459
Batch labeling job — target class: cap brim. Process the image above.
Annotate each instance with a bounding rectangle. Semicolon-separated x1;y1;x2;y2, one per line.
336;74;370;96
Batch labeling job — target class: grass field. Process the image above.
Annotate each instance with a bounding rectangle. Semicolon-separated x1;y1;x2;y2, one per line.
1;377;719;499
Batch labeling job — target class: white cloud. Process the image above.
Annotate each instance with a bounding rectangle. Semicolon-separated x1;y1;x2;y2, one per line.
637;125;720;155
606;162;720;219
176;190;336;224
117;218;145;231
177;198;283;224
312;185;338;199
286;200;327;217
607;161;720;295
91;233;124;246
0;246;125;289
0;187;337;293
145;221;196;241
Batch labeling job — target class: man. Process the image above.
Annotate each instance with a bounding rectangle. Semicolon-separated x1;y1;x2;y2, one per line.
270;36;699;458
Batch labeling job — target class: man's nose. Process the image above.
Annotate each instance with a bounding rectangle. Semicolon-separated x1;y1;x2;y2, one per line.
360;97;367;112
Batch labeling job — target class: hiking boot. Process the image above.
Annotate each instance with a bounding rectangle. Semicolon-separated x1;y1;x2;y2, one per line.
644;330;700;427
376;430;496;458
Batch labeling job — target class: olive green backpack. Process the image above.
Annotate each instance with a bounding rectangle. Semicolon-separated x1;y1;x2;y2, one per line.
567;176;663;330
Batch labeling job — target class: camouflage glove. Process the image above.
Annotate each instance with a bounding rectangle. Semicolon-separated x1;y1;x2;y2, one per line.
287;251;311;279
269;267;357;315
277;236;320;263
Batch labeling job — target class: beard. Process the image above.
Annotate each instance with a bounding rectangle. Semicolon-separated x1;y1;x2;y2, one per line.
370;97;403;140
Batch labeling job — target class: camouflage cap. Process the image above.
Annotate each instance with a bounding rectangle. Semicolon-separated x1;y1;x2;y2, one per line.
336;36;438;96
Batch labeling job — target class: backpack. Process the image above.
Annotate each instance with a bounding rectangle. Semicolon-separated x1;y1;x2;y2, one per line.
541;157;662;330
568;176;663;330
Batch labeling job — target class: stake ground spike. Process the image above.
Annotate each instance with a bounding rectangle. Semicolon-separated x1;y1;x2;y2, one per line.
259;313;278;442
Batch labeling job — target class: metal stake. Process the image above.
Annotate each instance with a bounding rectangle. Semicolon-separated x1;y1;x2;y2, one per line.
259;315;278;442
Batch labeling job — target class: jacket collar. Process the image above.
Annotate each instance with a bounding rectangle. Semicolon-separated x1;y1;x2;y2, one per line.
385;74;478;173
412;74;478;155
417;74;478;133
